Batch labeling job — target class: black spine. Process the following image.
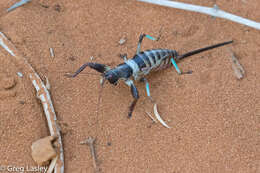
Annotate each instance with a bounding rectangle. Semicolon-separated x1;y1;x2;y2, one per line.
177;40;233;60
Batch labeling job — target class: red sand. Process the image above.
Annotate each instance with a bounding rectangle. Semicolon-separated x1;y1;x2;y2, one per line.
0;0;259;172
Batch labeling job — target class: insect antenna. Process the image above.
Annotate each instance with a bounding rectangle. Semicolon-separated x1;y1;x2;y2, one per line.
64;71;101;77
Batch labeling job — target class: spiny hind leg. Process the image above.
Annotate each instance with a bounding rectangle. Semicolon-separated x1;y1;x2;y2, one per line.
170;57;182;74
140;77;155;103
170;58;193;75
136;33;161;54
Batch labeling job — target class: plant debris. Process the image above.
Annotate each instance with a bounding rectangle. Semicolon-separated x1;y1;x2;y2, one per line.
229;50;245;79
118;38;127;45
153;104;171;128
7;0;31;12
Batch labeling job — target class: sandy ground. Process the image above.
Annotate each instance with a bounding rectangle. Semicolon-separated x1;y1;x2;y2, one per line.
0;0;259;172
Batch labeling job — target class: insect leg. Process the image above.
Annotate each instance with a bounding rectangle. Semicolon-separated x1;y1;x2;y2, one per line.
125;80;139;118
170;58;193;75
170;58;182;74
67;62;110;77
136;33;160;54
140;77;155;103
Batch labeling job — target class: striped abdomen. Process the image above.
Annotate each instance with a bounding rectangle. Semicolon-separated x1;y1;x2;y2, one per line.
125;49;177;80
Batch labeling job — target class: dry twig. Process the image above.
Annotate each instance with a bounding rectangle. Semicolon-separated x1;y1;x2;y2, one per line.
0;32;64;173
138;0;260;30
49;48;55;58
228;49;245;79
47;156;58;173
7;0;31;12
153;104;171;128
80;137;99;172
145;111;157;123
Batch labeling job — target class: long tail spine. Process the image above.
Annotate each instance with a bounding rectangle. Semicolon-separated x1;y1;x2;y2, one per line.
177;40;233;60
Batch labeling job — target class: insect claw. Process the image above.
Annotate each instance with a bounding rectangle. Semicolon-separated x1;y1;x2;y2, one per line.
183;70;193;74
64;73;74;78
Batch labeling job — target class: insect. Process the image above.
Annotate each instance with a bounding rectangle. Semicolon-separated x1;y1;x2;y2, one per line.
68;33;233;118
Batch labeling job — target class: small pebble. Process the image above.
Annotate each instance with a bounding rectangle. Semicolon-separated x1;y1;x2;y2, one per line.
54;4;61;12
17;72;23;78
69;56;76;61
2;77;16;89
40;4;49;8
119;38;127;45
31;136;57;166
19;100;25;104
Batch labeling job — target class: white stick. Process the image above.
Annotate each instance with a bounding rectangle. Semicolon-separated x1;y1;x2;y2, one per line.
145;111;157;123
47;156;58;173
49;48;55;58
138;0;260;30
7;0;31;12
0;32;64;173
229;49;245;79
153;104;171;128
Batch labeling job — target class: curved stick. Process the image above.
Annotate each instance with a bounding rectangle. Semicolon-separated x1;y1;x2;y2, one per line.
0;32;64;173
138;0;260;30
